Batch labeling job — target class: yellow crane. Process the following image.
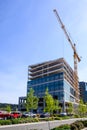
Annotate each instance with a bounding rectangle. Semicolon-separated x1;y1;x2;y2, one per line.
53;9;81;76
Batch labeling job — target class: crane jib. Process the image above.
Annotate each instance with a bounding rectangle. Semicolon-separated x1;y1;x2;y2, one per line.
53;9;81;66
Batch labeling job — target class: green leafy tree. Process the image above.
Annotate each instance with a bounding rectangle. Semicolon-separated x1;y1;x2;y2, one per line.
44;88;55;114
66;102;73;115
54;99;61;114
25;88;38;112
78;99;87;117
6;105;11;113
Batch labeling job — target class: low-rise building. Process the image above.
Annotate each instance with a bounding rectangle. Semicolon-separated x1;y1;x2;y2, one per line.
18;96;26;111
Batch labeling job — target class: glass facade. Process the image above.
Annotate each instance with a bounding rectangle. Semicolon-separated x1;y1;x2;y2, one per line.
27;73;64;100
27;72;75;103
64;80;75;102
79;82;87;103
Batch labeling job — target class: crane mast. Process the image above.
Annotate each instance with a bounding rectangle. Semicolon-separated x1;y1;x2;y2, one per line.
53;9;81;75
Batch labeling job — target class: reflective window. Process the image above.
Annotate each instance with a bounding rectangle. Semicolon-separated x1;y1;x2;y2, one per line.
85;84;87;91
65;92;70;102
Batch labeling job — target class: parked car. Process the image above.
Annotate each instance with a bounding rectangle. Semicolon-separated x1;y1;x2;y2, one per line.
0;112;11;120
40;112;50;118
11;111;22;118
60;112;67;116
0;111;22;120
22;112;36;118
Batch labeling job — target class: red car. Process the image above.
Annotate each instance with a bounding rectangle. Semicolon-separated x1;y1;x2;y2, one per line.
0;111;12;120
11;111;22;118
0;111;22;119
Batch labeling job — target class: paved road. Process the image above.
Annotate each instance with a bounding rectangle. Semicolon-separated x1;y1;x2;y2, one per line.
0;118;87;130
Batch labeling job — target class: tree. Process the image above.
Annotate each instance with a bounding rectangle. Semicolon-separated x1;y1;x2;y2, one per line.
25;88;38;112
78;99;87;117
66;102;73;115
44;88;55;114
54;99;61;114
6;105;11;113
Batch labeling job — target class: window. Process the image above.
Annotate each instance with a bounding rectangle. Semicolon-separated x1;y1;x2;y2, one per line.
65;92;70;101
85;84;87;91
55;75;59;80
60;74;63;79
70;96;75;102
47;77;49;81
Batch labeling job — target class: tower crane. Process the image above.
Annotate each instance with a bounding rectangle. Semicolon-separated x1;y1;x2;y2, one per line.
53;9;81;76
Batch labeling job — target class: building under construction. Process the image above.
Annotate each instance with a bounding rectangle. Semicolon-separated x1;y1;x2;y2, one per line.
27;58;79;112
19;9;81;112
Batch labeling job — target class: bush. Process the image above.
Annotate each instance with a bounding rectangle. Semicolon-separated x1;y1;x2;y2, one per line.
49;117;55;121
53;114;60;117
51;124;70;130
70;121;84;130
33;117;39;122
18;118;27;123
58;124;70;130
74;121;84;130
0;120;12;125
51;127;59;130
11;118;20;124
51;120;85;130
11;117;39;124
74;114;80;118
39;117;54;121
61;116;70;120
30;117;39;122
36;114;40;118
82;120;87;127
70;123;78;130
54;117;62;120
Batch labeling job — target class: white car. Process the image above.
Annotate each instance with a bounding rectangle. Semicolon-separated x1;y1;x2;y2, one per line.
60;112;67;116
22;112;36;117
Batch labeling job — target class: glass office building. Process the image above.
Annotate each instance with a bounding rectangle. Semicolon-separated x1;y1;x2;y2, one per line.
27;58;79;112
79;82;87;103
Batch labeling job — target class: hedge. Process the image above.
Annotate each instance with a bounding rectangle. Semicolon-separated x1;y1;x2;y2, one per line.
0;117;39;125
51;120;86;130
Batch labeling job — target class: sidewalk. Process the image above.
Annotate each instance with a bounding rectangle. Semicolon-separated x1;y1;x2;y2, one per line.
82;128;87;130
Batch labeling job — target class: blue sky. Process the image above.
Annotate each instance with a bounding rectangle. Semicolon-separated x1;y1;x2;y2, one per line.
0;0;87;104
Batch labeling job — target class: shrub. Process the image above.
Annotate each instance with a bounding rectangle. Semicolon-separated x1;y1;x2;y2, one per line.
30;117;39;122
18;118;26;123
11;117;39;124
33;117;39;122
70;123;78;130
74;121;84;130
61;116;70;120
82;120;87;127
11;118;20;124
0;120;12;125
53;114;60;117
74;114;80;118
36;114;40;118
70;121;84;130
58;124;70;130
54;117;62;120
39;117;54;121
49;117;55;121
51;124;70;130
